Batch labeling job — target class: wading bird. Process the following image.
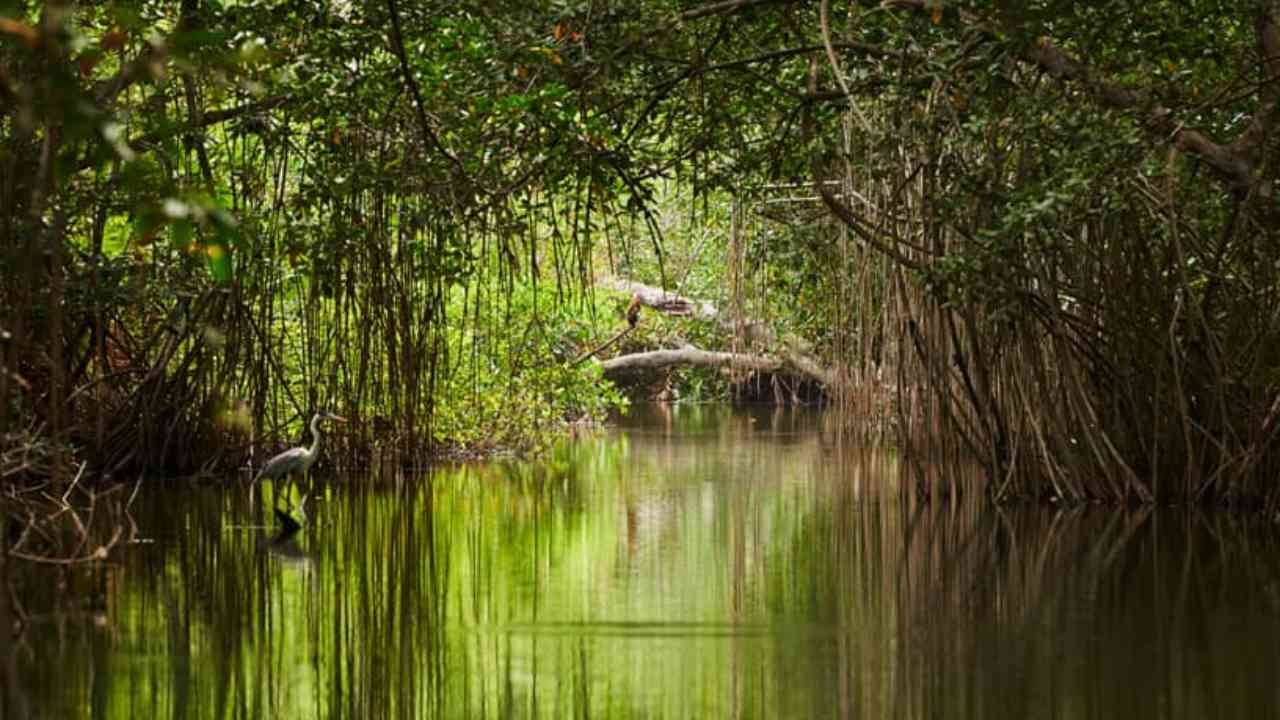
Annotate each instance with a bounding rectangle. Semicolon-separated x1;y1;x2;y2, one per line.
254;411;347;507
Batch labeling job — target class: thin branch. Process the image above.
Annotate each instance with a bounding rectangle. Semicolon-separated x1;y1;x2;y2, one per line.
384;0;472;189
572;326;634;366
681;0;799;21
75;95;293;172
91;41;163;107
629;41;899;140
59;461;86;506
812;162;928;271
9;525;123;565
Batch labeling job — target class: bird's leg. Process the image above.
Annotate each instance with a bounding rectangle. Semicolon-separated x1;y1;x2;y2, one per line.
274;473;305;528
273;474;294;514
298;473;312;511
271;477;285;512
297;487;311;526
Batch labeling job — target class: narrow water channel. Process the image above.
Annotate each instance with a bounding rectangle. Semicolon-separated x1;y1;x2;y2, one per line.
7;405;1280;718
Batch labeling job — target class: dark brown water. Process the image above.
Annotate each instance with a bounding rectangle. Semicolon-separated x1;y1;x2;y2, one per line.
6;405;1280;718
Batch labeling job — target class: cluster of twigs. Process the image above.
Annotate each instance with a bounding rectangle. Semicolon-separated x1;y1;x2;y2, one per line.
3;466;141;567
1;424;61;481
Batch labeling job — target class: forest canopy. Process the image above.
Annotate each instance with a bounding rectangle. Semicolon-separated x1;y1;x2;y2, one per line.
4;0;1280;507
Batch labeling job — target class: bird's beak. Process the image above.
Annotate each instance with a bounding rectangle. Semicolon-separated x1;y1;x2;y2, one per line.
331;414;348;423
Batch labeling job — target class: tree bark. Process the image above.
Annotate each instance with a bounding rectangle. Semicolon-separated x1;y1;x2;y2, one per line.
600;345;782;376
595;278;840;389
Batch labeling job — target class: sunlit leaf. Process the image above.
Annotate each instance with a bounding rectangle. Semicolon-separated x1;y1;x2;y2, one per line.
206;241;232;283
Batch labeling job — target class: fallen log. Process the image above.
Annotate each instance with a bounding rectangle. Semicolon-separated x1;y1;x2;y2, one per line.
600;345;783;375
598;343;837;390
596;277;840;390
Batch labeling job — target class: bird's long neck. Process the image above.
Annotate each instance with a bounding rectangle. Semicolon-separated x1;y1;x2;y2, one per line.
307;413;324;459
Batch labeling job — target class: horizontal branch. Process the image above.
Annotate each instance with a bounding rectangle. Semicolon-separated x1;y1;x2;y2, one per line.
92;41;164;107
600;343;839;388
680;0;799;21
601;345;782;375
76;94;293;172
695;42;895;76
811;166;928;272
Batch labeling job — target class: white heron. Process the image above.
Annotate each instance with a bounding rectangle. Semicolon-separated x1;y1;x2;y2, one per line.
254;410;347;488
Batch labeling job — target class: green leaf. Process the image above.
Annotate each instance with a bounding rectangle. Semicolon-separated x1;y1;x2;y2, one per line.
206;237;234;284
170;218;195;250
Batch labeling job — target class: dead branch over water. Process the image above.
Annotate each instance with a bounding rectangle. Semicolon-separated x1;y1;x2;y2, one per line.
595;277;842;389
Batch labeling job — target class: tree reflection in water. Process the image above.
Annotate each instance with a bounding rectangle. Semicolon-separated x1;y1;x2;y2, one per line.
6;406;1280;718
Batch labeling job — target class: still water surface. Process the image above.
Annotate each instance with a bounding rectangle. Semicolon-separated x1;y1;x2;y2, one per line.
8;405;1280;718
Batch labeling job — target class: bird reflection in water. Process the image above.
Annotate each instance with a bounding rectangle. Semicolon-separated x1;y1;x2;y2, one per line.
262;507;314;572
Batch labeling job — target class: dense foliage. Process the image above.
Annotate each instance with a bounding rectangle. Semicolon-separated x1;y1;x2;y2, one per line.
1;0;645;479
626;0;1280;506
5;0;1280;506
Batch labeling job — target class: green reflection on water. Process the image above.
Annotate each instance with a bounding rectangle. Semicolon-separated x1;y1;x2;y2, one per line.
8;405;1280;719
